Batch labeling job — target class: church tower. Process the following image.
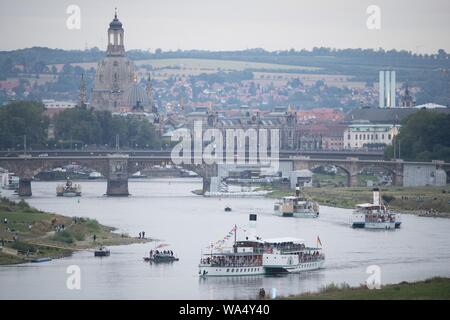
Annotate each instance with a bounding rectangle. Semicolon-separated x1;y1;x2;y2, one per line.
107;9;125;57
90;10;135;111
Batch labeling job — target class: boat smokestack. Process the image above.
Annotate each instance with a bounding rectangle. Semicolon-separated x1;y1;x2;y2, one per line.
373;187;380;206
249;214;257;238
295;183;300;197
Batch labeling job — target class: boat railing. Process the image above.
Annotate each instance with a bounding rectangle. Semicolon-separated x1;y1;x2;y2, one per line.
200;256;262;268
298;254;325;263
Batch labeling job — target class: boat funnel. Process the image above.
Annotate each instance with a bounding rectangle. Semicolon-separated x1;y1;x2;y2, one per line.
373;188;380;206
248;214;257;238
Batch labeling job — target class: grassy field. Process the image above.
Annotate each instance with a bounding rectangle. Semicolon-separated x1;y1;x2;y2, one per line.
281;277;450;300
0;197;149;265
134;58;321;72
47;57;369;88
49;58;321;73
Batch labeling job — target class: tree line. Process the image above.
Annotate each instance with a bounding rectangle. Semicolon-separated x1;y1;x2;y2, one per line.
0;101;161;150
385;109;450;162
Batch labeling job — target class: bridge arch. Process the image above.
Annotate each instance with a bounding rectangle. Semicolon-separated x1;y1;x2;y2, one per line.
307;163;352;187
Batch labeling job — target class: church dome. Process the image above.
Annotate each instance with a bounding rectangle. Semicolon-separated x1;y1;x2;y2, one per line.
109;12;123;30
123;82;150;110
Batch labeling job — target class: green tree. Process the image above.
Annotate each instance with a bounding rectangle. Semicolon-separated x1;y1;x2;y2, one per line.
53;106;161;149
385;109;450;162
0;101;49;149
53;105;102;146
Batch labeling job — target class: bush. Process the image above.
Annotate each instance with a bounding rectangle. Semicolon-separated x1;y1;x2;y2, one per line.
51;230;74;244
382;194;395;203
72;230;85;241
11;241;37;253
85;219;101;233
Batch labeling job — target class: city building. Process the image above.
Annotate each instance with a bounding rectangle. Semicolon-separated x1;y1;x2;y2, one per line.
400;84;415;107
344;123;399;149
185;106;297;150
42;99;77;118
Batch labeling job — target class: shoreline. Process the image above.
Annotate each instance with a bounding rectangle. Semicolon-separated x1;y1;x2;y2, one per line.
265;186;450;218
278;277;450;300
0;197;152;265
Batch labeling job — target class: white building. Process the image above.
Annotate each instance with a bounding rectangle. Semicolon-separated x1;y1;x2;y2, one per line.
42;99;77;109
414;103;447;109
344;123;399;149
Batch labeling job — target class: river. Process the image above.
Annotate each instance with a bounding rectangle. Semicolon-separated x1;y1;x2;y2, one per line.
1;178;450;299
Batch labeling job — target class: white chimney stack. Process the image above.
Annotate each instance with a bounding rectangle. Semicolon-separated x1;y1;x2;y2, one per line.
373;188;380;206
379;70;396;108
379;71;385;108
390;70;396;108
248;214;257;238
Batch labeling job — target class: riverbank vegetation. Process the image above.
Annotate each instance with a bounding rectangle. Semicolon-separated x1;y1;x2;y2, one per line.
384;110;450;162
0;101;162;150
0;197;149;265
267;186;450;217
280;277;450;300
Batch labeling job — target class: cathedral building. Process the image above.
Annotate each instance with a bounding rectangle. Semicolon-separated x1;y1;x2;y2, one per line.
90;11;154;113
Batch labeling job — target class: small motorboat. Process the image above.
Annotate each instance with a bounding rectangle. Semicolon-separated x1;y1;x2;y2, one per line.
56;178;81;197
144;252;179;263
94;246;110;257
224;206;232;212
144;246;179;263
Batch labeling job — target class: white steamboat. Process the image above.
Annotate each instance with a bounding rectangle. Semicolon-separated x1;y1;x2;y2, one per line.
351;188;400;229
198;214;325;277
273;184;319;218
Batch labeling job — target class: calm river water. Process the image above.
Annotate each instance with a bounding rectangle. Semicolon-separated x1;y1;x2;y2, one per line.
1;178;450;299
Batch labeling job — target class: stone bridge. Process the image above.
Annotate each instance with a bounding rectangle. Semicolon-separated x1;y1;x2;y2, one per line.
290;157;450;187
0;154;218;196
0;154;448;196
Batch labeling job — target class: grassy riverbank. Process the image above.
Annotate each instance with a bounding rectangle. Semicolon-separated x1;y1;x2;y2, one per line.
0;197;150;265
267;186;450;217
280;277;450;300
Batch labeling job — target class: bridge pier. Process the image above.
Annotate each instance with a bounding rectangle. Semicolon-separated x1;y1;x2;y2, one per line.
106;155;129;196
18;178;32;197
393;173;403;186
348;174;358;187
202;177;211;194
106;180;129;196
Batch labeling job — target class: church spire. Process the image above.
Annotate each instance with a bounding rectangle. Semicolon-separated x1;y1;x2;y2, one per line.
146;74;157;113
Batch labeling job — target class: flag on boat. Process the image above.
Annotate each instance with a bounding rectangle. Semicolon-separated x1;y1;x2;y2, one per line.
317;236;322;247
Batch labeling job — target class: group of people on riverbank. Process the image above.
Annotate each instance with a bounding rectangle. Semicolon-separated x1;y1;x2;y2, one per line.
138;231;146;239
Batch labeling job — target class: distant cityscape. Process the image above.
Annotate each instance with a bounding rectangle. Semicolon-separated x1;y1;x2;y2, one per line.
0;12;448;155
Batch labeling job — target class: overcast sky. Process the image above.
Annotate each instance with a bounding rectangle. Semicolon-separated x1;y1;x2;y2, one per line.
1;0;449;53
